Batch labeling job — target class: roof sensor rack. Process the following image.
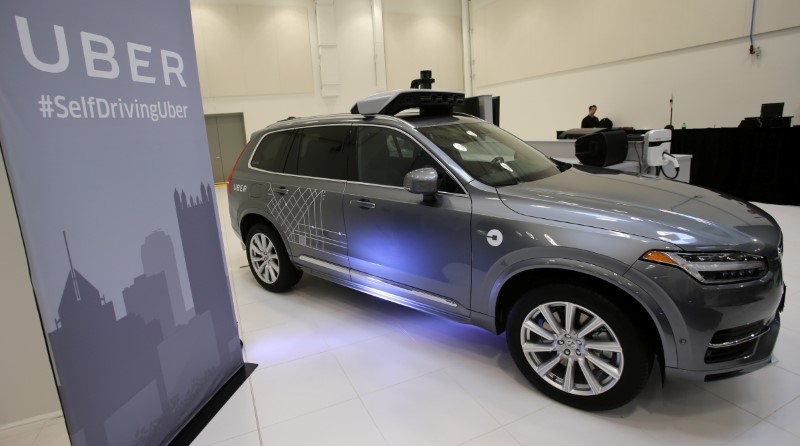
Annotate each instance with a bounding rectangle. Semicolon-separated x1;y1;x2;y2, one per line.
351;70;465;116
351;90;465;116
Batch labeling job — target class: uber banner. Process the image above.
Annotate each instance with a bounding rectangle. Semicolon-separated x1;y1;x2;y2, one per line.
0;1;243;445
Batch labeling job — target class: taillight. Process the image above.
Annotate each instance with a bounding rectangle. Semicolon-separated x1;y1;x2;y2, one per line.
227;142;249;195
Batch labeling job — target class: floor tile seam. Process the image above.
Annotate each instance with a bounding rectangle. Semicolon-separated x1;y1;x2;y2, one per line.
300;299;411;325
204;428;260;446
761;392;800;421
246;301;399;338
455;426;522;446
781;323;800;333
237;294;354;321
347;359;453;398
319;328;388;353
244;348;340;377
763;418;800;440
294;301;381;325
330;347;390;446
326;333;451;397
688;380;775;420
437;365;525;428
239;316;305;335
255;395;362;430
189;381;260;446
352;368;448;400
391;321;475;355
328;341;372;399
350;398;390;446
0;420;46;437
774;362;800;379
779;325;800;335
699;369;800;419
0;424;46;446
244;378;265;446
726;420;798;445
28;423;47;446
238;302;328;334
322;323;424;357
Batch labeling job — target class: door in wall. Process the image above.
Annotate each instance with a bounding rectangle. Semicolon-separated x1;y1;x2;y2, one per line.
205;114;246;184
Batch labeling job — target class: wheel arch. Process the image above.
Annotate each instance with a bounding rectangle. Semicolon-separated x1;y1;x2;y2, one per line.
492;262;675;370
238;210;295;257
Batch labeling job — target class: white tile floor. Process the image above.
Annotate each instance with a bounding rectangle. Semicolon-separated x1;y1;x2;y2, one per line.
2;187;799;446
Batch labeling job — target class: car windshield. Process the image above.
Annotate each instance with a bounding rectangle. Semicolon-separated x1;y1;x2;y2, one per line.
417;122;563;187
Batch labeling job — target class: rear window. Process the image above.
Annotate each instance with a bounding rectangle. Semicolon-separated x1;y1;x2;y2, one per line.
284;126;349;180
250;130;292;172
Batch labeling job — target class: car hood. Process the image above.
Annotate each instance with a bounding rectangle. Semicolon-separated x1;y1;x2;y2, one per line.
497;166;781;256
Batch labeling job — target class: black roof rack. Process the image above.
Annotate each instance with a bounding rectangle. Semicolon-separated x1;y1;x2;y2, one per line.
351;89;465;116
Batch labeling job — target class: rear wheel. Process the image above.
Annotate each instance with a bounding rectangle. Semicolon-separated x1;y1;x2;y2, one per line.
506;284;653;411
246;224;302;292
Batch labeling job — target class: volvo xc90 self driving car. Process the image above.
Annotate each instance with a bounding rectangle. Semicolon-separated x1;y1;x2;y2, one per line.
227;89;785;410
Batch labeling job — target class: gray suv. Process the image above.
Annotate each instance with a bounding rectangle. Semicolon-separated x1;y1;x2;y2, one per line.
227;90;785;411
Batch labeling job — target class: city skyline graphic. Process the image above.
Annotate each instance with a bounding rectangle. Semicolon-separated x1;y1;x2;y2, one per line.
47;184;241;446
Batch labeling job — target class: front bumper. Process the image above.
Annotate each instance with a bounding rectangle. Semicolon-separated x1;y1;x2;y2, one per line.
666;313;780;381
628;257;784;380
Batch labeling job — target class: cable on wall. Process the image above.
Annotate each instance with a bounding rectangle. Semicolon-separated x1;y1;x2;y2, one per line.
749;0;760;56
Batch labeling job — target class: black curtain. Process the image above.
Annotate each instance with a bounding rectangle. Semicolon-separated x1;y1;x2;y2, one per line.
671;127;800;205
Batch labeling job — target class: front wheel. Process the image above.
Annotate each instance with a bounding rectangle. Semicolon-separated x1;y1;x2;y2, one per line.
246;224;302;292
506;284;653;411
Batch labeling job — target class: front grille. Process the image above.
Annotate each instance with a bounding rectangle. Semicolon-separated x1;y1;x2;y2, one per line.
705;321;766;364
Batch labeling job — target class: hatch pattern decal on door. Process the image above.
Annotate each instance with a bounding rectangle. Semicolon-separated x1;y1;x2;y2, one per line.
265;184;347;252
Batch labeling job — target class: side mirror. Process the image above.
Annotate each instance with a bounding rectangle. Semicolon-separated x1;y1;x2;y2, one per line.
403;167;438;202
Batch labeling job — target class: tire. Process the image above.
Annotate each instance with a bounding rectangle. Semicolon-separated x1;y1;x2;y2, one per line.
506;283;653;411
245;223;302;292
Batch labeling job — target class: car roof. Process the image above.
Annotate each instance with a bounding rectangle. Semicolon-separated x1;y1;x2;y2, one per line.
253;89;486;137
255;111;484;136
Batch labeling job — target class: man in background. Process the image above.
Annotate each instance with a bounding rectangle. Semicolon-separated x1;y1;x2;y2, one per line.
581;105;599;128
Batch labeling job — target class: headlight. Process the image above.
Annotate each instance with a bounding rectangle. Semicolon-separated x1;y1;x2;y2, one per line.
641;251;768;284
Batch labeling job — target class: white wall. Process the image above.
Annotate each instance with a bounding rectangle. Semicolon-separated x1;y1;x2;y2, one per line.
470;0;800;87
196;0;380;138
383;0;463;90
474;28;800;140
469;0;800;140
0;150;61;428
192;2;314;97
194;0;467;138
195;0;799;142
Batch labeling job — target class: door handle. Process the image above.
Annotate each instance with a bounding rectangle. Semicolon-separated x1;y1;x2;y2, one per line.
275;186;289;196
350;199;375;209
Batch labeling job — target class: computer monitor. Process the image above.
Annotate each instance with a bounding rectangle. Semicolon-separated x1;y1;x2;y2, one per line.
760;103;784;121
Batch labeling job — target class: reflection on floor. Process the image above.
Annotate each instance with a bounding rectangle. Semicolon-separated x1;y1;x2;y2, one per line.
3;186;800;446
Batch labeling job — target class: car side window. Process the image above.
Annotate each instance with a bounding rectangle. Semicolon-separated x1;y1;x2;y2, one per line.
284;126;349;180
355;126;464;194
250;130;292;172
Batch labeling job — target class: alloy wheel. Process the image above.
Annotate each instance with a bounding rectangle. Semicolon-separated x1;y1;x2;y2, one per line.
249;233;280;284
519;301;624;396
